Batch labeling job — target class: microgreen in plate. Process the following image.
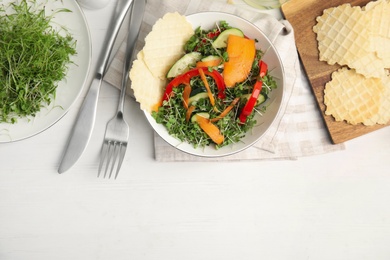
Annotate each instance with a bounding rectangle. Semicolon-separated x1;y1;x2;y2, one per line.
0;0;91;143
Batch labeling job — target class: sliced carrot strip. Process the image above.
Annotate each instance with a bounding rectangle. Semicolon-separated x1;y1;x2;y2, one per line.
198;68;215;106
210;97;240;122
195;115;224;145
152;102;161;112
182;84;191;109
185;105;196;122
196;58;222;68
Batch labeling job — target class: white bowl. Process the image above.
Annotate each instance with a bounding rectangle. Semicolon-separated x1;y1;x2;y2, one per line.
144;11;285;157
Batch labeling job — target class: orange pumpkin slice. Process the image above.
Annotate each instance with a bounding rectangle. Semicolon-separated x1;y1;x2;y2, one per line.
223;35;256;88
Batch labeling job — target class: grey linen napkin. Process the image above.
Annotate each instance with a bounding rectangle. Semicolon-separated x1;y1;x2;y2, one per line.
104;0;345;161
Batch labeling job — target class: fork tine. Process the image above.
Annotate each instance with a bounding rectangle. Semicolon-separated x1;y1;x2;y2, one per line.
98;137;128;178
104;141;114;178
97;141;109;178
108;142;120;178
114;143;127;179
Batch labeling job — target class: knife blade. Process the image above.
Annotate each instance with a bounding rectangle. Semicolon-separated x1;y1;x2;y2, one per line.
58;0;137;174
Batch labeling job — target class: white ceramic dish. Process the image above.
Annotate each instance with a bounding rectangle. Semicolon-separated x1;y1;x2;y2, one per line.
0;0;91;143
144;11;285;157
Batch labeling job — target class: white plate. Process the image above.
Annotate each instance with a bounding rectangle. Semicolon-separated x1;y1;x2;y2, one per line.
0;0;91;143
145;12;285;157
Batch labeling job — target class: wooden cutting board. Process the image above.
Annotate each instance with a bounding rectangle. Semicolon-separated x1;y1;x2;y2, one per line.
281;0;389;144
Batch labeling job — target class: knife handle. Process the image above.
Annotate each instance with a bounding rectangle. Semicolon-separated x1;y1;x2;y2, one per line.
98;0;135;75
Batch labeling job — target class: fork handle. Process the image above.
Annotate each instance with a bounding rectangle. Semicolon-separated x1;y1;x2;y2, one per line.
117;0;145;113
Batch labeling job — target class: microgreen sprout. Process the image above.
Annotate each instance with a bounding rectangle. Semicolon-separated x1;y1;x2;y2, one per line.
0;0;76;123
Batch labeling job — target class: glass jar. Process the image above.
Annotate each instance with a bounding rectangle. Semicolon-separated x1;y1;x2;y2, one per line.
77;0;111;9
243;0;285;10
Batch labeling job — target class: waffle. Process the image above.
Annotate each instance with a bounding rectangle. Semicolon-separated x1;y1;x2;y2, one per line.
142;12;194;80
130;51;165;113
313;3;387;78
129;12;194;112
363;74;390;125
324;67;385;125
313;4;367;66
315;1;390;126
365;0;390;68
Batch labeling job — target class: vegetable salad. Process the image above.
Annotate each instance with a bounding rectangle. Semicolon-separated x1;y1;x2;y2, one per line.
152;21;277;149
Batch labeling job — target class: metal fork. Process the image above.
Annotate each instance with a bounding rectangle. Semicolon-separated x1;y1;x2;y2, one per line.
97;0;145;179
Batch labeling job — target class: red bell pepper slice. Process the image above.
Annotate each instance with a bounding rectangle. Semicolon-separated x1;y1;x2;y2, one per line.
162;67;226;103
238;80;263;123
238;60;268;123
259;60;268;78
202;31;220;43
203;68;226;99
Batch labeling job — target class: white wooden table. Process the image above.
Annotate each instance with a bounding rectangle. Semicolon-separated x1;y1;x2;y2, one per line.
1;1;389;259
